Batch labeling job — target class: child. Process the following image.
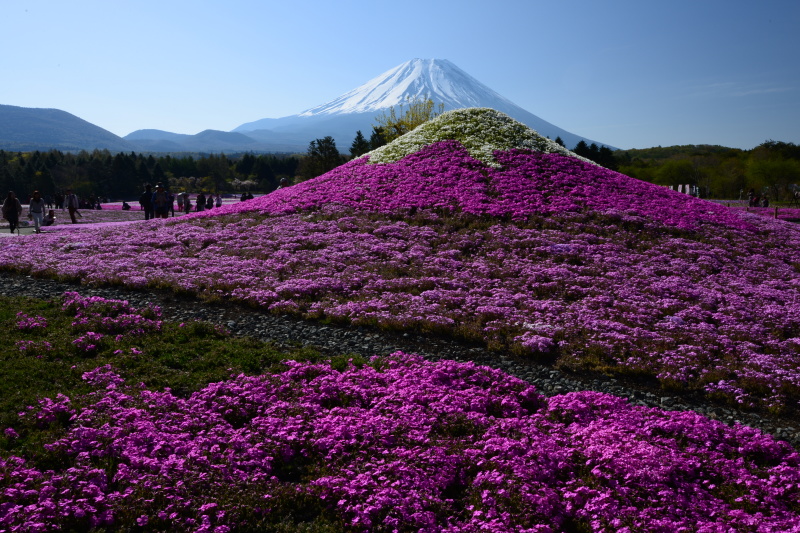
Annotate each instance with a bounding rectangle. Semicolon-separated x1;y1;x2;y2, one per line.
42;210;56;227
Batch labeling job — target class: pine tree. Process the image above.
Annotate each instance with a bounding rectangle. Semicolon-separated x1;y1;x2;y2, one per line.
305;136;344;178
369;127;386;150
350;130;371;158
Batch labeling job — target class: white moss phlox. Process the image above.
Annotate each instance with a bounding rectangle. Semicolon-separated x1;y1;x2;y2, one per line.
363;107;590;167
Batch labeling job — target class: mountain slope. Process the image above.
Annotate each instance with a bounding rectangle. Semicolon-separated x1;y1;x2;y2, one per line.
233;59;611;150
0;104;136;152
123;129;283;153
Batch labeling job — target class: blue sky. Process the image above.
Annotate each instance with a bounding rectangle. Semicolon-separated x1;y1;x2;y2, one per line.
2;0;798;150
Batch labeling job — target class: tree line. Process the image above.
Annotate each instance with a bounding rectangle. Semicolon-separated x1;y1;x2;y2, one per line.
611;141;800;201
306;98;800;202
0;150;300;201
299;98;444;180
3;106;798;203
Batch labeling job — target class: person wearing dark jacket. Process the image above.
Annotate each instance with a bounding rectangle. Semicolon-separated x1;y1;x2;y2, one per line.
139;185;154;220
2;191;23;233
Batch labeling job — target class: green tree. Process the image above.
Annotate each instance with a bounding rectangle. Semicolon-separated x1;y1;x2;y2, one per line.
747;157;800;201
302;136;344;179
350;130;371;158
373;97;444;144
573;140;590;158
655;159;695;190
251;157;277;190
369;127;386;150
196;154;232;193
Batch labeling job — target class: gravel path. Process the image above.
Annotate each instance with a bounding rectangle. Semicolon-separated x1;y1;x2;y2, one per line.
2;270;798;449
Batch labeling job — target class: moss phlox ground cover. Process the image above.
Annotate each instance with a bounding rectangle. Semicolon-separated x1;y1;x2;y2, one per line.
1;132;798;410
2;108;800;530
3;344;800;531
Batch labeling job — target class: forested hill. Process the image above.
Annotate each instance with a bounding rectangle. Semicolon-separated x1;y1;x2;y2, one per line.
612;141;800;200
615;144;742;162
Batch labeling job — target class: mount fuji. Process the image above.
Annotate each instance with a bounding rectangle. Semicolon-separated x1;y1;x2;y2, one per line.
229;59;610;152
122;59;610;153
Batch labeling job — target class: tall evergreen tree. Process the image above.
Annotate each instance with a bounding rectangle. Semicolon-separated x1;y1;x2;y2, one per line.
350;130;371;158
573;140;590;158
369;127;386;150
305;136;344;178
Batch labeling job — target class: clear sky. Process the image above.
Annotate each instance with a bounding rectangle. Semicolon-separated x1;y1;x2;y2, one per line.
2;0;798;150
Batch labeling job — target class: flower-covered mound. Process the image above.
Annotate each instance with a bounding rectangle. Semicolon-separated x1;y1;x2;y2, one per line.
2;355;799;532
362;107;583;166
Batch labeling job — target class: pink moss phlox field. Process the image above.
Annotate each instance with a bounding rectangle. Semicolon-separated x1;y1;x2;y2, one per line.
2;143;800;409
2;355;799;532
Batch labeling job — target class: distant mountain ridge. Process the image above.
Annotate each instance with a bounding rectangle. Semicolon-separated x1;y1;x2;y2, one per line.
124;129;268;152
1;59;612;153
0;104;136;152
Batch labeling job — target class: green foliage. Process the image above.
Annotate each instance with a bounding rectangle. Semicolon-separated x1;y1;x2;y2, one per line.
369;126;386;150
614;142;800;200
572;141;617;170
0;149;300;200
0;294;331;434
349;130;371;158
301;136;345;179
746;152;800;201
372;97;445;144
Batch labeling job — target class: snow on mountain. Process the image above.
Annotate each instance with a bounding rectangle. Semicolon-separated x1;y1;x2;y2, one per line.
234;59;612;151
297;59;515;116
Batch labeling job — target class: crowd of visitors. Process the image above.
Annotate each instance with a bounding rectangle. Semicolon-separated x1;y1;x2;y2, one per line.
138;185;239;218
0;181;290;233
746;188;770;208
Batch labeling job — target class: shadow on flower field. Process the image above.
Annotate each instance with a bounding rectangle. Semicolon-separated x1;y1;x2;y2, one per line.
1;108;800;531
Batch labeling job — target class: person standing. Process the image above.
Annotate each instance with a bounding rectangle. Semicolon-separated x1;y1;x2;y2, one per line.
2;191;23;233
196;192;206;212
215;193;222;208
64;189;80;224
152;184;170;219
28;190;46;233
139;184;154;220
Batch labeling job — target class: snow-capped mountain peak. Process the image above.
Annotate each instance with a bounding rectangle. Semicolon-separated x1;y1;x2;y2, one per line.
298;58;517;116
232;58;613;150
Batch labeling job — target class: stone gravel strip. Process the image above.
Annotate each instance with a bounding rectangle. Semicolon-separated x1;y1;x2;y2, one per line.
2;271;797;449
